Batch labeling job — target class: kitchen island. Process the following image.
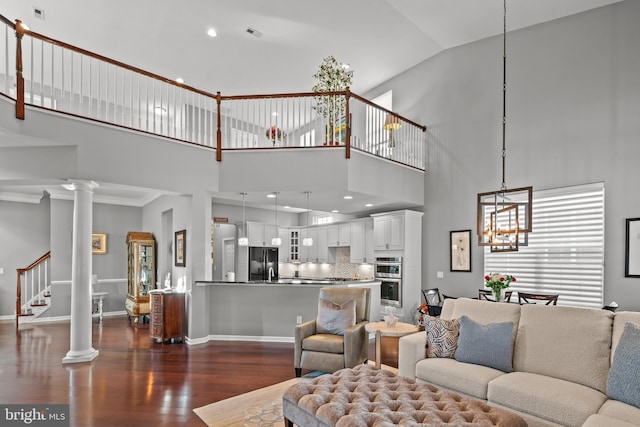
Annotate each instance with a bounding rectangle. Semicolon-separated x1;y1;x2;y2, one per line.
186;279;381;344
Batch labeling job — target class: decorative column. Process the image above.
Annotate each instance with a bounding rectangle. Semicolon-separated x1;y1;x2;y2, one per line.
62;180;99;364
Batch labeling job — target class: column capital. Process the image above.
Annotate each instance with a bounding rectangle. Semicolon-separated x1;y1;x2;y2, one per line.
62;180;99;192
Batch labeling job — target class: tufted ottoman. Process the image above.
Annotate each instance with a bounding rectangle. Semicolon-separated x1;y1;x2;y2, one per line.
283;364;527;426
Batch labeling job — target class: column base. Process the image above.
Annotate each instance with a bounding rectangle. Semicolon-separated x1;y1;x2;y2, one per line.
62;348;99;364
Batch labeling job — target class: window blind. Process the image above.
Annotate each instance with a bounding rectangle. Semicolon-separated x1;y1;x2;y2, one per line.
484;182;604;308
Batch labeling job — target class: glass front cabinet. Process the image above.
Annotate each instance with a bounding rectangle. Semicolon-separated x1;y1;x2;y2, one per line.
125;232;156;323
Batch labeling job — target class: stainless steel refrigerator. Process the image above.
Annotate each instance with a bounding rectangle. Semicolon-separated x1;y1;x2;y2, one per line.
248;247;279;281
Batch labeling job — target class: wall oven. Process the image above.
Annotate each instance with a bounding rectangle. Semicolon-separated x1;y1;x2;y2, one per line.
375;257;402;308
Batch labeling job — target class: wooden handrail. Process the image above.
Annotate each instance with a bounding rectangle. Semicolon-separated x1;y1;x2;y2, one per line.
349;92;427;131
17;251;51;273
16;251;51;329
15;20;25;120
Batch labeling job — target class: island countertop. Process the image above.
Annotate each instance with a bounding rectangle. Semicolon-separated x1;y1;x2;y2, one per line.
187;279;381;344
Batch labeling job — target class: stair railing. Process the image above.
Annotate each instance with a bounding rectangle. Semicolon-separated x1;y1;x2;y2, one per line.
0;14;427;170
16;251;51;328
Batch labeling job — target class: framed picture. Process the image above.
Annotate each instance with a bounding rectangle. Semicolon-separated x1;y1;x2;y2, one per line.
450;230;471;272
92;233;107;254
625;218;640;277
175;229;186;267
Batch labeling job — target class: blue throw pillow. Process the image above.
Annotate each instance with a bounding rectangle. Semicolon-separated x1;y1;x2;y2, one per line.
607;322;640;408
454;315;514;372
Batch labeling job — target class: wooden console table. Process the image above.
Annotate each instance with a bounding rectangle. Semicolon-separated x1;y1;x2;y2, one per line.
150;290;185;343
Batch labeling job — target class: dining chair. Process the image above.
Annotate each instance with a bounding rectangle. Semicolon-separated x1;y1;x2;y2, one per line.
517;291;559;305
478;289;513;302
422;288;443;316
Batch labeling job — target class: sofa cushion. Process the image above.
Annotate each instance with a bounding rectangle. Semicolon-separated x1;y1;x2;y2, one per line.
415;357;505;400
607;322;640;408
425;316;459;358
302;333;345;354
513;304;613;393
583;414;640;427
443;298;521;334
316;298;355;335
455;315;513;372
488;371;607;427
597;399;640;425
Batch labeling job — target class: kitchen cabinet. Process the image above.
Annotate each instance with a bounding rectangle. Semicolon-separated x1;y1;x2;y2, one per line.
150;290;185;342
277;227;302;262
125;232;155;323
350;218;374;263
373;214;404;251
247;221;277;247
300;227;328;263
327;223;350;247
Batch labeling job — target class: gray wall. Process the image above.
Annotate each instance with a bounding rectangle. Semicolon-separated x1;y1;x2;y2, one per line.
45;198;141;318
366;1;640;310
0;196;50;316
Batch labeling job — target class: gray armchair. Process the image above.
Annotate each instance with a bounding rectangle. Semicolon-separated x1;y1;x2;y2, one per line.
294;287;371;377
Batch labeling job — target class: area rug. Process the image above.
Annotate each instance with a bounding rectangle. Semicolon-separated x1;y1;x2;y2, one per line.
193;377;304;427
193;364;397;427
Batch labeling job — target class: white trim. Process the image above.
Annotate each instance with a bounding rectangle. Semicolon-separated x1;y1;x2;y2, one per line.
185;334;294;346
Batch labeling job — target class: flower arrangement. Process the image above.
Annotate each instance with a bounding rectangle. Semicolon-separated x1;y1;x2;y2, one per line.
266;126;286;143
484;273;516;301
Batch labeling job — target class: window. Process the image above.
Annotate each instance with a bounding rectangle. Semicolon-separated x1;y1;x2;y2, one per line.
313;216;334;225
300;129;315;147
484;182;604;308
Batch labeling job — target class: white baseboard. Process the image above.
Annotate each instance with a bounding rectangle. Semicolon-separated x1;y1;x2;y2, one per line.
185;334;294;346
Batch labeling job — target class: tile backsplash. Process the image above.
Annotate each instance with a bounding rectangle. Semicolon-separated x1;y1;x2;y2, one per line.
279;247;374;280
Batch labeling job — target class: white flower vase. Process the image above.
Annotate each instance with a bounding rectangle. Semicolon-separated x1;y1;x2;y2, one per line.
493;287;506;302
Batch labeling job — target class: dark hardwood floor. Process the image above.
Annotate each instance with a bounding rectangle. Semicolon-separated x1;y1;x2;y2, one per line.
1;316;297;426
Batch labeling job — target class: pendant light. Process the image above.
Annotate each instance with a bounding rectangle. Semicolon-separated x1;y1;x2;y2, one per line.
238;192;248;247
476;0;532;252
302;191;313;247
271;192;282;246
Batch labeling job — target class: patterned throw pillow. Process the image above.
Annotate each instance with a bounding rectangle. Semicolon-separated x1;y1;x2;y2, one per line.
425;316;460;358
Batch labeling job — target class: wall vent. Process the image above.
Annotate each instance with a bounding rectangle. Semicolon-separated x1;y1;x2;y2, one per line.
246;27;263;38
32;7;45;20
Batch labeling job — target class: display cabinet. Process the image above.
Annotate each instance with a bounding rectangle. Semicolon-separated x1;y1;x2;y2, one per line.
125;232;156;324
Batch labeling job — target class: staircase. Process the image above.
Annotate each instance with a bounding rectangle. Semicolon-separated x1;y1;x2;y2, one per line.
16;252;52;328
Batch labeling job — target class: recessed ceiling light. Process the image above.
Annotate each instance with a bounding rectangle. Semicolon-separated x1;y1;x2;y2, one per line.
365;203;373;207
343;195;353;200
154;106;167;115
267;193;276;198
331;210;339;213
284;205;290;209
207;28;218;37
175;77;184;84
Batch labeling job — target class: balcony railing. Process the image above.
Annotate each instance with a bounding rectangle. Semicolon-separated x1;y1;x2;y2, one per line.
0;15;427;170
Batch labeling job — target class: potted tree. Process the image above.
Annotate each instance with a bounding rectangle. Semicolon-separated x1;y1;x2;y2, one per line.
312;55;353;145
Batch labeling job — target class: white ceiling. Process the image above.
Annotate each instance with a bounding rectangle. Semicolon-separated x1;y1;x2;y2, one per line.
0;0;622;95
0;0;623;212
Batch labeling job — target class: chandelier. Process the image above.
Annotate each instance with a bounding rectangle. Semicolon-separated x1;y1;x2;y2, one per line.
476;0;532;253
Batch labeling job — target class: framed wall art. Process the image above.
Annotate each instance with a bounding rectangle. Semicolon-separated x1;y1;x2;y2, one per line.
450;229;471;272
175;229;186;267
92;233;107;254
625;218;640;277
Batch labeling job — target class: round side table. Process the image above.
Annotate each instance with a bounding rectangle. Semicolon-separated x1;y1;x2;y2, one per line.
365;321;419;369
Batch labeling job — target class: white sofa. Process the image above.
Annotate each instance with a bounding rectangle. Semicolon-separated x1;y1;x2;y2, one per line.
398;298;640;427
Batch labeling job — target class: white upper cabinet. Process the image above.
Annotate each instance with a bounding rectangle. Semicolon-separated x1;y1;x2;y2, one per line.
247;222;278;247
373;214;404;251
327;223;350;247
350;218;374;263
